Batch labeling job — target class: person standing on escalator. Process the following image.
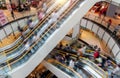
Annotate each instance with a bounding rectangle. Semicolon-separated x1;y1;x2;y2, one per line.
38;9;45;21
65;53;70;65
93;49;100;59
50;10;59;29
111;64;120;78
42;1;47;13
69;59;75;68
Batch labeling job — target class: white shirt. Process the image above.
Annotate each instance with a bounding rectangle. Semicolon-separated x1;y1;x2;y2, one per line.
43;3;47;11
25;42;30;50
69;60;74;68
29;21;36;29
32;35;39;43
51;12;59;22
78;46;87;54
113;66;120;75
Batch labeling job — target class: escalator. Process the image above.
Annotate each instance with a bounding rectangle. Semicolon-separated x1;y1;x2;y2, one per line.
0;0;56;53
0;0;63;66
43;59;82;78
53;49;108;78
0;0;103;78
48;49;106;78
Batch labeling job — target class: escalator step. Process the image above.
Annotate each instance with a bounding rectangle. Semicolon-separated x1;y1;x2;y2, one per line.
46;33;50;37
37;41;42;46
41;39;45;43
31;48;35;53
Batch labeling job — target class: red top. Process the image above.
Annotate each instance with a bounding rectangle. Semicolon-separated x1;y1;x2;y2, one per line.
94;51;99;58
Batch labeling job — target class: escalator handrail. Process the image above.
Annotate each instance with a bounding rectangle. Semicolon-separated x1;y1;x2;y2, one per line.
0;0;82;72
0;2;59;55
54;49;108;78
7;0;73;66
6;0;70;63
0;15;36;52
5;0;69;68
46;59;82;78
0;0;56;54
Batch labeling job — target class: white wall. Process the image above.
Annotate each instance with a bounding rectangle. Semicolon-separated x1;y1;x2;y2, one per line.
72;22;80;38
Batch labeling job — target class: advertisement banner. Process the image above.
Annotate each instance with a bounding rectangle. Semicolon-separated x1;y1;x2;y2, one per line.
0;10;8;26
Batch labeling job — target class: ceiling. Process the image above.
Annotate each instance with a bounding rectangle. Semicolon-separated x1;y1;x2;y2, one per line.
105;0;120;6
112;0;120;4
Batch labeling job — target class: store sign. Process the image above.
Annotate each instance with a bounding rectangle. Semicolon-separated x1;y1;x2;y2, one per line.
0;10;8;26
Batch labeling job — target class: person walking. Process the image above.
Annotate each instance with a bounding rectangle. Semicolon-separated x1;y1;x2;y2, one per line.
107;19;112;30
113;24;120;36
11;10;15;19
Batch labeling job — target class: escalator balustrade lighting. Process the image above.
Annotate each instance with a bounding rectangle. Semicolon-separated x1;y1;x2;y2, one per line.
56;0;67;5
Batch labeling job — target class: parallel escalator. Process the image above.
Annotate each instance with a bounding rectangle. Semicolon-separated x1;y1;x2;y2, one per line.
51;49;108;78
43;59;82;78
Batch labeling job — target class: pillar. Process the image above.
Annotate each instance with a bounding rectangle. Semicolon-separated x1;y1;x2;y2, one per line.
72;22;80;39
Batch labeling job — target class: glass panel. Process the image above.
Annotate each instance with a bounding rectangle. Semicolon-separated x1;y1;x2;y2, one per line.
92;24;99;34
112;44;120;56
97;28;104;39
4;25;12;35
86;21;93;30
108;38;115;49
103;32;110;45
81;19;87;28
0;29;6;40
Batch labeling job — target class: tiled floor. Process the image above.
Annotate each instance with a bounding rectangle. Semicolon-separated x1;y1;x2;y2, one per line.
0;32;20;48
80;29;112;56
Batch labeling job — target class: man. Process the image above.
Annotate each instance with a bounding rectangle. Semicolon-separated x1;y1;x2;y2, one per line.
93;50;100;59
47;11;59;29
50;11;59;23
11;10;15;19
107;19;112;29
24;41;30;51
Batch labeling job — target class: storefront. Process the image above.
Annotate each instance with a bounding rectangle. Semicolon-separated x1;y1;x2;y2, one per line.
0;0;6;9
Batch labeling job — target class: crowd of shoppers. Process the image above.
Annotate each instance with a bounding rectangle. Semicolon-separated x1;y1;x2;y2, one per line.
54;41;120;78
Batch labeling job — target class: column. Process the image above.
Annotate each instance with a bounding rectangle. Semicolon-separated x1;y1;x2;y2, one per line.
106;3;117;18
72;22;80;39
